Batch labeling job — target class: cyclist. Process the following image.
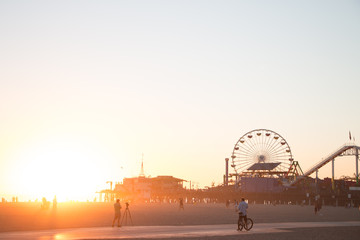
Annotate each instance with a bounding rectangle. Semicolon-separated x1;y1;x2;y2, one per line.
237;198;248;230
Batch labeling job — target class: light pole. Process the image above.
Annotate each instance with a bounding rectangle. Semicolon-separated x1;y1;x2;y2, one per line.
225;158;229;186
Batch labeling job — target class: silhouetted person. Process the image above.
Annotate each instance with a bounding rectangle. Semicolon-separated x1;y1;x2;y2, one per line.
234;200;239;212
314;199;319;214
41;197;50;209
315;198;322;214
179;198;184;210
112;199;122;227
53;196;57;209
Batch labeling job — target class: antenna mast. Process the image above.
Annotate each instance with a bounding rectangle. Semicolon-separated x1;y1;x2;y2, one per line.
139;153;145;177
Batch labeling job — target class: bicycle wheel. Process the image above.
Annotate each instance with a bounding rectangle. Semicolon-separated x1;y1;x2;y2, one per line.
244;218;253;231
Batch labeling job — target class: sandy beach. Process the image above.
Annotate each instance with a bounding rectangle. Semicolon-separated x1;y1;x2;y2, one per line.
1;202;359;233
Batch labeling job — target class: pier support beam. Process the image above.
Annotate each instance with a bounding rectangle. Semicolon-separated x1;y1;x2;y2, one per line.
315;170;319;194
225;158;229;186
332;159;335;191
356;148;359;184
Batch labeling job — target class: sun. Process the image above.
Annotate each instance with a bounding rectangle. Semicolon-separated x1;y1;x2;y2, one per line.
7;136;122;202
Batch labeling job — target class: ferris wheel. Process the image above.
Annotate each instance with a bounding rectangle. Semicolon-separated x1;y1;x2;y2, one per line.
231;129;293;177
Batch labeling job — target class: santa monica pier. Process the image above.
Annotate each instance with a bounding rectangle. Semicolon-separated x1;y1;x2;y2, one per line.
98;129;360;208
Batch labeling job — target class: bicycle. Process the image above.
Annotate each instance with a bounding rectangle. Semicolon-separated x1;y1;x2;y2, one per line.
237;213;253;231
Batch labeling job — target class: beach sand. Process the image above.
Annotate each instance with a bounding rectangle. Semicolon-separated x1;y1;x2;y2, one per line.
0;202;359;233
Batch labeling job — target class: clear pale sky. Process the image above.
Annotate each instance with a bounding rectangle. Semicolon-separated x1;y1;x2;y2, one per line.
1;0;359;201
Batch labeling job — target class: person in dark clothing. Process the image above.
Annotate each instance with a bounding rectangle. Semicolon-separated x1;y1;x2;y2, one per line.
112;199;122;227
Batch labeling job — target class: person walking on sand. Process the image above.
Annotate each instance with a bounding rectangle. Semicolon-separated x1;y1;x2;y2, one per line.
237;198;248;229
179;198;184;210
53;195;57;209
234;200;239;212
314;198;322;215
112;199;122;227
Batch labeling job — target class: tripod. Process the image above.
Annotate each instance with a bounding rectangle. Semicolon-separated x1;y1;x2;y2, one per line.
121;203;133;226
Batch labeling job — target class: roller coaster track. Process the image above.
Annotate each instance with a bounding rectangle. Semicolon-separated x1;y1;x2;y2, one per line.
285;143;360;187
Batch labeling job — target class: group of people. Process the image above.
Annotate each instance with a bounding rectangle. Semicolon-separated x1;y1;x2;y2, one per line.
112;197;249;228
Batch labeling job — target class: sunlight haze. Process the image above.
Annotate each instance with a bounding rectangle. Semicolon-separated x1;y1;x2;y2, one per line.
0;0;359;201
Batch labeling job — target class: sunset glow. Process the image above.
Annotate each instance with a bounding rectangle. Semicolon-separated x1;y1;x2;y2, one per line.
4;136;118;201
1;0;359;202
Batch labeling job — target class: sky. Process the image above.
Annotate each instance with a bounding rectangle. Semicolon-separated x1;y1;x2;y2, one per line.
0;0;359;201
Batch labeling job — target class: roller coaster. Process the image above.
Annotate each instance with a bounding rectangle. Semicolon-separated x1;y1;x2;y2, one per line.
284;143;360;187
